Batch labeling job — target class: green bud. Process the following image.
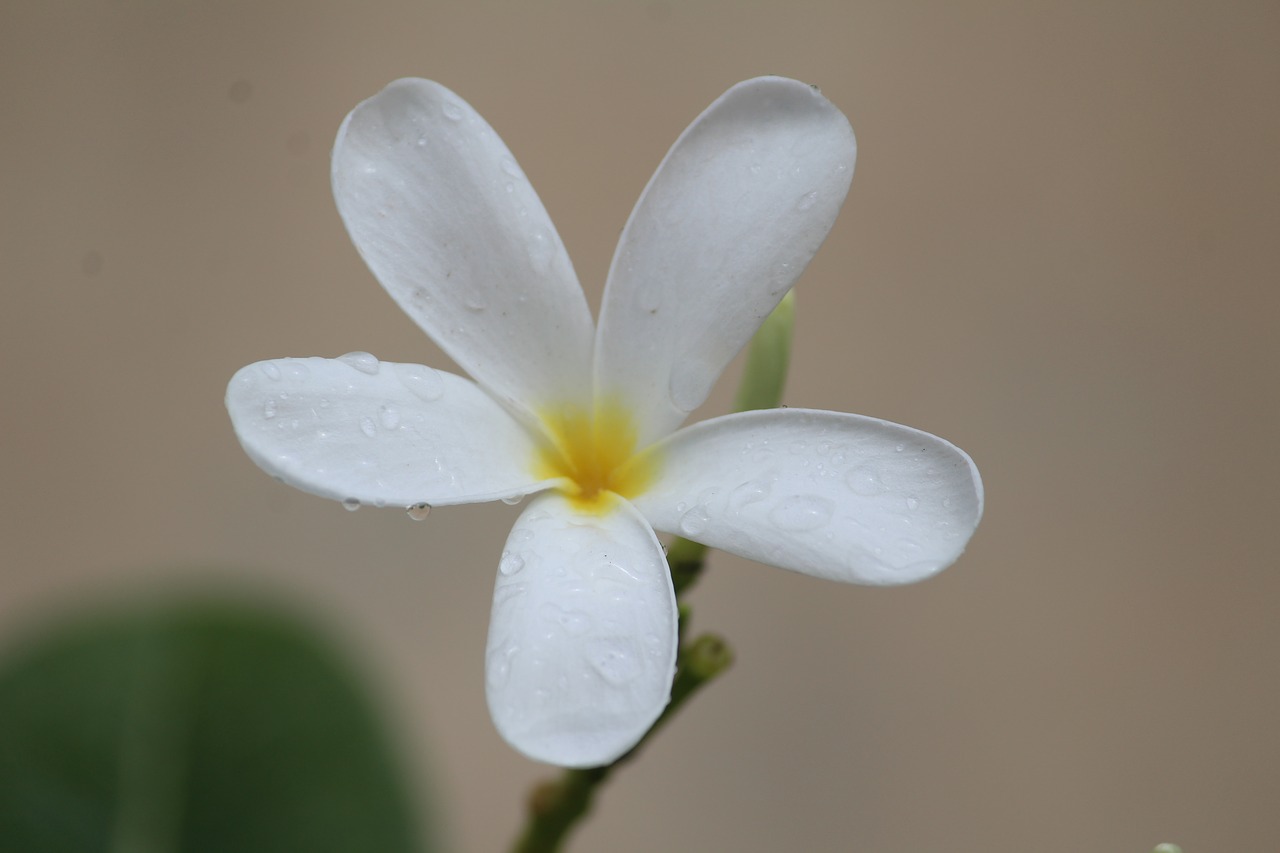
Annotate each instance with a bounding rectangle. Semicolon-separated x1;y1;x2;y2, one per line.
733;290;795;413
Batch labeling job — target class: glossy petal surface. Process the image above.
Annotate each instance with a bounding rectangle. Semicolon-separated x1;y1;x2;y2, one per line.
227;357;555;507
485;493;678;767
595;77;857;446
332;78;594;417
631;409;983;585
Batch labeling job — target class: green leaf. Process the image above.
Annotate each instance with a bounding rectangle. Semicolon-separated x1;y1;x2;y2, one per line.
0;598;434;853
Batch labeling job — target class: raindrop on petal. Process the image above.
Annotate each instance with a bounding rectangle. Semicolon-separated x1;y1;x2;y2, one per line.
730;479;772;512
395;362;444;402
587;639;642;685
528;225;555;273
339;351;380;375
679;505;711;537
407;503;432;521
359;415;377;438
498;550;525;576
486;645;515;687
342;497;361;512
283;361;310;380
845;463;885;496
540;602;590;636
378;402;401;430
769;495;834;532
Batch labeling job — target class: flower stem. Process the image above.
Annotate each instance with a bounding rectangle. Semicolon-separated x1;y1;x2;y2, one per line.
509;632;733;853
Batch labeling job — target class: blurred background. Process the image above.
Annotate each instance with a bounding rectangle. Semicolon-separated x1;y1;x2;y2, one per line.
2;1;1277;850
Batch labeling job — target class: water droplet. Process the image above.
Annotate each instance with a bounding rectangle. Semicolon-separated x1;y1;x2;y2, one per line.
261;362;282;381
342;497;361;512
498;550;525;575
668;362;710;413
463;294;486;312
415;135;428;147
587;640;642;685
511;527;535;545
406;503;432;521
845;464;885;496
942;496;953;509
749;161;762;175
895;443;905;453
394;362;444;402
540;602;590;635
500;155;521;177
359;415;377;437
769;495;834;532
906;496;920;511
441;100;463;121
528;225;555;273
263;400;277;419
730;479;772;512
486;645;515;687
679;505;711;536
501;495;524;506
378;403;401;430
339;351;380;375
796;190;818;211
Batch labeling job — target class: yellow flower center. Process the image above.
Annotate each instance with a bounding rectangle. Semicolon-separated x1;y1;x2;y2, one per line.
533;397;659;513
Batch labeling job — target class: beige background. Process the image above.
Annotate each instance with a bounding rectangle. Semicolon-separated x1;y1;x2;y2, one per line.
3;2;1278;850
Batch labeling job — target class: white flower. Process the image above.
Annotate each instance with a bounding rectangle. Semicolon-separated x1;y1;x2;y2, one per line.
226;77;983;767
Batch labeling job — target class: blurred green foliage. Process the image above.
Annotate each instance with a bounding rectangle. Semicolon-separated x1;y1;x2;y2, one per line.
0;598;433;853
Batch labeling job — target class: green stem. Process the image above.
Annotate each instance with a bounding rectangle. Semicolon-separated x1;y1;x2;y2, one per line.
509;634;733;853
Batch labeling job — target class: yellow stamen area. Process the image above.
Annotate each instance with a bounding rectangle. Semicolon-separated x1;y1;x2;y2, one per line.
533;397;660;513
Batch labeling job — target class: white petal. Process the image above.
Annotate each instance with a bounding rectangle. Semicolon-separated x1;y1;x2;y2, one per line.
485;493;678;767
595;77;856;446
226;357;556;507
630;409;983;585
332;78;594;417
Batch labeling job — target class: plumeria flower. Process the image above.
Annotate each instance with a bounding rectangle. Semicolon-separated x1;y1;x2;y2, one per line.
226;77;983;768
